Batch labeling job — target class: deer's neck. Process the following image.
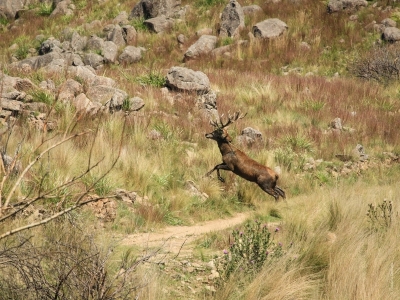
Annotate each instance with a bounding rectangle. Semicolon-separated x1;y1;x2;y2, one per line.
218;141;235;155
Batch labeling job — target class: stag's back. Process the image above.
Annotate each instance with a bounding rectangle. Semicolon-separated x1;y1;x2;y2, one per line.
222;148;277;183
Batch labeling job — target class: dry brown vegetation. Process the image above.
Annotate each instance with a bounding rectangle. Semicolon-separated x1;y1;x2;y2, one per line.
0;0;400;298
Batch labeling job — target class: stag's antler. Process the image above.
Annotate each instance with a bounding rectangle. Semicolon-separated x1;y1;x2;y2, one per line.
210;111;247;129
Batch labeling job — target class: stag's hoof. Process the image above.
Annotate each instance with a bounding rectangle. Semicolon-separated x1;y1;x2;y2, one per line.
218;176;225;183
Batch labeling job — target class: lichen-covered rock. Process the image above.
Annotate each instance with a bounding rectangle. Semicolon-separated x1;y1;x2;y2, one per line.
218;0;244;38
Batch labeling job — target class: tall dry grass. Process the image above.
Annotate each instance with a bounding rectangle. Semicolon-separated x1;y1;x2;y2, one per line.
215;182;400;299
1;0;400;298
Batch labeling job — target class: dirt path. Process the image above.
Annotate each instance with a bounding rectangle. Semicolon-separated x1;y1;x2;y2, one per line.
122;213;250;257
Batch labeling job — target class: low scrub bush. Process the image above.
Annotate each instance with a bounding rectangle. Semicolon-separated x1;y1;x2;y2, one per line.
350;45;400;85
216;220;285;284
367;199;394;231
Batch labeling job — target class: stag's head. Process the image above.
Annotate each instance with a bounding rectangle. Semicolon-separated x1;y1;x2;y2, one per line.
205;112;246;143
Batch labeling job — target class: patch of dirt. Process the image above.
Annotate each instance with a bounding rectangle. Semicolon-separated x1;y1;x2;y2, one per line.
122;213;249;256
122;213;251;298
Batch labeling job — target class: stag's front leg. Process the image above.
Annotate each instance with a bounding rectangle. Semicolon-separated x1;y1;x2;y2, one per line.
206;163;231;182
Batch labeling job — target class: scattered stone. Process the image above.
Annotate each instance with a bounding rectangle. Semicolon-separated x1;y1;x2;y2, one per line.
236;127;263;147
144;15;174;33
165;66;211;92
327;0;368;13
242;5;263;16
148;129;163;140
252;18;288;39
129;0;182;20
118;46;143;64
382;27;400;42
115;188;138;204
218;0;245;38
330;117;343;131
102;41;119;63
184;35;217;61
196;28;213;36
83;53;104;69
106;24;126;47
58;78;83;103
127;96;145;111
87;196;117;222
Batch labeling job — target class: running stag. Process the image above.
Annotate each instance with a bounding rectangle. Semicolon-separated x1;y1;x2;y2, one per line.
205;112;285;201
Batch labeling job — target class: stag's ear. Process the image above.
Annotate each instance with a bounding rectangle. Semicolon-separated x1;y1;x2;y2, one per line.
221;129;232;142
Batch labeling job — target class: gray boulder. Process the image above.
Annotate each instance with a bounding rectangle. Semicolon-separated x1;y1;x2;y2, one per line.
144;15;174;33
83;53;104;69
0;0;32;20
327;0;368;13
252;18;288;39
67;65;97;83
122;25;137;45
39;38;62;55
129;0;182;20
382;27;400;43
242;5;263;16
113;11;130;25
86;35;105;52
57;79;83;103
102;41;119;63
218;0;245;38
166;66;210;92
70;31;88;52
184;35;217;61
42;58;68;74
9;52;63;72
118;46;142;64
106;24;126;47
50;0;75;17
127;96;145;111
85;85;127;106
237;127;263;147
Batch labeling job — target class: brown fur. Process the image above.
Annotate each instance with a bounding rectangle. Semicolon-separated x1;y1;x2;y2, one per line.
205;128;286;201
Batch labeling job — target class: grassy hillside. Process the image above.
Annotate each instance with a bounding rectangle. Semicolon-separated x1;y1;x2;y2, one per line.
0;0;399;298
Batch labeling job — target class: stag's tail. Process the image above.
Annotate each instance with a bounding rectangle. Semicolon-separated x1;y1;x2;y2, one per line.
274;186;286;199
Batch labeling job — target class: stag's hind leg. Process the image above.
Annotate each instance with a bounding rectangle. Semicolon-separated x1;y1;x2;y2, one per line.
257;182;280;201
206;163;231;182
274;186;286;200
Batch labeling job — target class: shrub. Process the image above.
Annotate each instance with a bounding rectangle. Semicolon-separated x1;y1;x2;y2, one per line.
367;199;393;231
195;0;225;7
130;17;148;32
350;45;400;85
135;72;166;87
215;220;285;283
37;2;54;16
